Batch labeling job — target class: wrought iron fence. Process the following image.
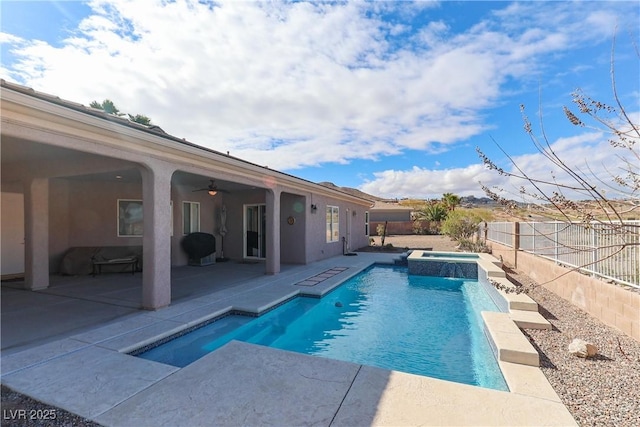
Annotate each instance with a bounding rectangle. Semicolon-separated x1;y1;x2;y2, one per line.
486;221;640;288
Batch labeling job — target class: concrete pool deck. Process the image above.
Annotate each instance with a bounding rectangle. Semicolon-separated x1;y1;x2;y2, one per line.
1;252;576;426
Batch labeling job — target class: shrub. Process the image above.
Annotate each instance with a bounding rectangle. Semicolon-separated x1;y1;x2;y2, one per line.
457;238;491;253
441;211;483;241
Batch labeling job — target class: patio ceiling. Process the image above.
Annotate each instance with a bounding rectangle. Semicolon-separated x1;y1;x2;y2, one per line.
1;137;253;194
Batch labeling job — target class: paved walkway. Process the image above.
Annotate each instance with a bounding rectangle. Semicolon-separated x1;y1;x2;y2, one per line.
1;250;576;426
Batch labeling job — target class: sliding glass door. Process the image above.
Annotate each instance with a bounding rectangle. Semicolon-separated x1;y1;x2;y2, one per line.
244;204;266;259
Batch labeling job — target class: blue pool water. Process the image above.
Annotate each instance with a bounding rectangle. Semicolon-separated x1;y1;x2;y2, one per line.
137;265;508;390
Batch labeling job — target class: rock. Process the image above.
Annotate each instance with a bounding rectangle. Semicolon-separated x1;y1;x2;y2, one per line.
568;338;598;358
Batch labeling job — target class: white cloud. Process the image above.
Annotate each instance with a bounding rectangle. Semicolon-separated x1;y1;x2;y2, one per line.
2;0;637;173
359;164;502;199
361;120;639;201
502;117;640;201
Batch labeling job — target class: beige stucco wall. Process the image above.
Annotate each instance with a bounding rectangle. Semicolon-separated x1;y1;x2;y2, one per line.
304;194;370;263
369;220;440;236
280;192;307;264
47;177;222;271
492;241;640;342
22;170;371;273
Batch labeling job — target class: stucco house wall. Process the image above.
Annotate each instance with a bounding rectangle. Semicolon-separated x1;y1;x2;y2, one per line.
221;189;265;261
304;194;370;262
47;178;223;271
49;179;70;272
280;192;307;264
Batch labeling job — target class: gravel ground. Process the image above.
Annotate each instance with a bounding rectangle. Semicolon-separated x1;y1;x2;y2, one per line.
2;234;638;426
1;385;101;427
367;234;461;252
504;266;640;427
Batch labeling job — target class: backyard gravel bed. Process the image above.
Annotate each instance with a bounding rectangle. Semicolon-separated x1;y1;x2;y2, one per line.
504;266;640;427
1;385;102;427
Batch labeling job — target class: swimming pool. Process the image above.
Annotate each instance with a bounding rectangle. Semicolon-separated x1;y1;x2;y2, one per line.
137;264;508;391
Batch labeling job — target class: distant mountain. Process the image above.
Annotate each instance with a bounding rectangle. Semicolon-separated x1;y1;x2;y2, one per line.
316;184;512;206
317;182;383;202
460;195;500;206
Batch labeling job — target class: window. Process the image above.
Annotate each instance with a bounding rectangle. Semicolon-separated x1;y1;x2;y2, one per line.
183;201;200;235
326;206;339;242
118;199;143;237
365;211;370;236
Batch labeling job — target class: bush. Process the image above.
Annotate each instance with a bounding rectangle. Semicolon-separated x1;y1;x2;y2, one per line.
441;211;483;241
457;238;491;253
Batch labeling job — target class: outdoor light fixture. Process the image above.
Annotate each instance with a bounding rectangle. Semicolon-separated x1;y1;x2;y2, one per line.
311;204;318;212
193;180;227;196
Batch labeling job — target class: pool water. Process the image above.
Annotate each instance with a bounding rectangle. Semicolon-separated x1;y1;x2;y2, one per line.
137;265;508;391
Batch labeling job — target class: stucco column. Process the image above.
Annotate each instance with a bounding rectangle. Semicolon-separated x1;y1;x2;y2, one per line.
140;164;173;310
265;188;281;275
24;177;49;290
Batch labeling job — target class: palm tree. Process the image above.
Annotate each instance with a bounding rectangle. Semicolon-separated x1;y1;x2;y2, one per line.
442;193;461;211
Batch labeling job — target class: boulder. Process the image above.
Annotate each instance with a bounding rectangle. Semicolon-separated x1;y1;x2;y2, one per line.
568;338;598;358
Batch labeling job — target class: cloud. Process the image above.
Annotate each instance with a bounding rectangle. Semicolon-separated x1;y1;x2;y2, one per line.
502;119;640;201
361;111;640;201
2;0;637;173
359;164;502;199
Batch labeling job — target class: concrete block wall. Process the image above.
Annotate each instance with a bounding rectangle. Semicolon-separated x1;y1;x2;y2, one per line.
491;241;640;342
369;220;439;236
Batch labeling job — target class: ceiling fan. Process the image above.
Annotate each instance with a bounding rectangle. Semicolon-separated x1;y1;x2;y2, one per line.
192;180;228;196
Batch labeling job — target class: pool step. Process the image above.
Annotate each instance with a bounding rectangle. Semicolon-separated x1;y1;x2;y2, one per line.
477;259;506;278
482;311;539;367
509;310;552;330
491;277;540;312
505;293;539;312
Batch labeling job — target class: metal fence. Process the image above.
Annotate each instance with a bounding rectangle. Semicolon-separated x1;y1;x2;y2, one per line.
485;222;513;247
486;221;640;288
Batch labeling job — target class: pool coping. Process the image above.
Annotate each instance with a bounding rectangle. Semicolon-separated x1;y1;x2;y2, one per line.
0;252;576;426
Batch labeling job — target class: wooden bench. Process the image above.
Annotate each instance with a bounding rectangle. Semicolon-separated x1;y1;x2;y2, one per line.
91;257;138;277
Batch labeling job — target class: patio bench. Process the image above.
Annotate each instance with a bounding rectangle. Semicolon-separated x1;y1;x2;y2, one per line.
91;256;139;277
59;246;143;276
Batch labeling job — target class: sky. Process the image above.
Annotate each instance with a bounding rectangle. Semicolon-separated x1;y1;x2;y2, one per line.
1;0;638;201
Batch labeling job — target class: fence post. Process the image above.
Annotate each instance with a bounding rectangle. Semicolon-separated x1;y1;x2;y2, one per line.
513;222;520;269
591;225;597;278
554;221;559;262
